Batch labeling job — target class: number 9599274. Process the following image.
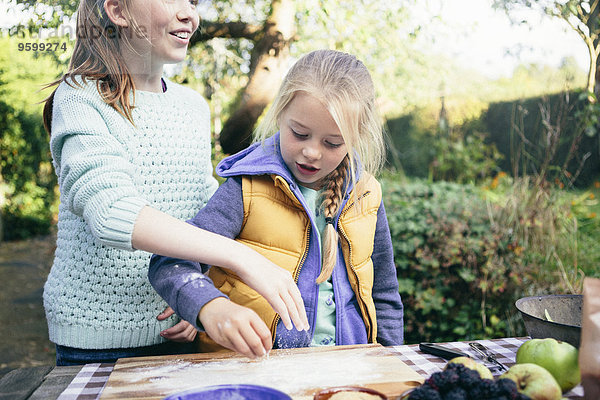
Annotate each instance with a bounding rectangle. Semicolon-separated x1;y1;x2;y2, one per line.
18;42;67;52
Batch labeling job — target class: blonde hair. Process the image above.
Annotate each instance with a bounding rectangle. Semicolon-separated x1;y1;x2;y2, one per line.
254;49;386;283
43;0;140;133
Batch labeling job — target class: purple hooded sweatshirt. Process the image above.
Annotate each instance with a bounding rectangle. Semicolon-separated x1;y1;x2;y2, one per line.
148;133;404;348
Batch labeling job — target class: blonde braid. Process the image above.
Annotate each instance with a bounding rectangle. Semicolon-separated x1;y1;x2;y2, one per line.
316;156;350;284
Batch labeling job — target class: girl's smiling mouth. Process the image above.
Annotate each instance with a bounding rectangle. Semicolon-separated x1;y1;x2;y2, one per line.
170;30;191;43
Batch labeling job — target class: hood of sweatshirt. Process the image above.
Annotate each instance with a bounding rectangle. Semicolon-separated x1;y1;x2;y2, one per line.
216;132;363;196
216;133;297;185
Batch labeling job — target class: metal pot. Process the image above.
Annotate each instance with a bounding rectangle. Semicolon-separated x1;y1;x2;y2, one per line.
515;294;582;348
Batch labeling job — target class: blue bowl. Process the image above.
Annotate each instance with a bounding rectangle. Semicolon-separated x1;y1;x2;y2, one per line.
163;384;292;400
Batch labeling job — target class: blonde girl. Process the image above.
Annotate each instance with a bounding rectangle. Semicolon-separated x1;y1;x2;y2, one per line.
42;0;308;365
150;49;404;350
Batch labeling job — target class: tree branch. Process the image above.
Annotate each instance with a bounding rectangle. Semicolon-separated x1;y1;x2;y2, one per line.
590;0;600;18
576;3;585;21
190;21;262;46
217;0;296;153
560;13;588;42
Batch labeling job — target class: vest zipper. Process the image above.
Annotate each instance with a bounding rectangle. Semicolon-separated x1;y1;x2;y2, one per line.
338;190;375;342
270;223;311;343
340;191;372;214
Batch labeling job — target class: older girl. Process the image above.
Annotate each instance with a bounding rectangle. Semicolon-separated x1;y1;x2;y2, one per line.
42;0;307;365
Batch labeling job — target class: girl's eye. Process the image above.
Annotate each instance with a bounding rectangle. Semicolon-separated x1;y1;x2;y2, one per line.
292;129;308;139
325;141;343;148
189;0;198;5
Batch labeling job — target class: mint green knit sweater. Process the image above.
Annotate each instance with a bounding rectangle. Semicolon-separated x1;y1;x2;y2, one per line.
43;76;218;349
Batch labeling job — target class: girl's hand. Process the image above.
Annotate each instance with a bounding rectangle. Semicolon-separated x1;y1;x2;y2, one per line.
157;307;198;343
199;297;272;358
233;253;310;332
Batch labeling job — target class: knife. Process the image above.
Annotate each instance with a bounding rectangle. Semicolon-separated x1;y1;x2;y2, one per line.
418;343;471;360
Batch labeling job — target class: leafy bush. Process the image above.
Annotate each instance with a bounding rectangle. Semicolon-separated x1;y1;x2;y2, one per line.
385;109;438;177
381;173;597;344
0;93;57;240
0;35;60;240
484;174;588;295
429;125;503;184
381;177;527;344
573;184;600;279
386;110;503;184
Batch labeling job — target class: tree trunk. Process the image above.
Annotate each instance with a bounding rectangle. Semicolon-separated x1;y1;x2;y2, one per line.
587;45;597;97
191;21;262;44
595;54;600;100
218;0;296;154
588;1;600;100
594;32;600;99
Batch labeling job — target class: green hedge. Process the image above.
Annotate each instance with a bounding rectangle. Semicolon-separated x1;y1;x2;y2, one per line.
0;36;62;241
0;97;56;241
385;111;437;177
381;178;527;344
484;92;599;187
386;91;599;187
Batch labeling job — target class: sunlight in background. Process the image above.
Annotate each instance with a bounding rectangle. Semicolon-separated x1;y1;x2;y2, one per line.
412;0;589;78
0;0;590;79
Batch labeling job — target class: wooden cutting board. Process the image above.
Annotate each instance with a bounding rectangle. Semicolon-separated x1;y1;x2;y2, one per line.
100;344;424;400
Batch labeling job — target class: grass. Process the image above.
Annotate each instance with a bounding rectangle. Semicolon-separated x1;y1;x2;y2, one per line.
481;172;600;295
572;179;600;279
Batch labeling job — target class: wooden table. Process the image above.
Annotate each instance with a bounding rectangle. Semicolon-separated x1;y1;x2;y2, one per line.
0;364;83;400
0;338;585;400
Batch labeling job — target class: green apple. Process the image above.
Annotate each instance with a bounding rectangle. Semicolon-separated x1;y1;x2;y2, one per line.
501;363;562;400
446;356;493;379
516;338;580;392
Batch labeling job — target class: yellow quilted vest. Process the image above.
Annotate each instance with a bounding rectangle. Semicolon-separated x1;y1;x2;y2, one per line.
198;173;382;352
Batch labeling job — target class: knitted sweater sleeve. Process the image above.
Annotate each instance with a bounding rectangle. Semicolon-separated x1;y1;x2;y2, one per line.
148;177;244;330
372;200;404;346
50;81;148;251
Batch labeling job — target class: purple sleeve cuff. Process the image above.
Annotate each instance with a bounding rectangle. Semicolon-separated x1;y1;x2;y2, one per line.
148;257;227;330
175;268;228;330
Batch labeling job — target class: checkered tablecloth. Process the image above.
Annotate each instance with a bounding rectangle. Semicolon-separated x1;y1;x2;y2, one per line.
389;337;527;378
57;363;113;400
57;337;583;399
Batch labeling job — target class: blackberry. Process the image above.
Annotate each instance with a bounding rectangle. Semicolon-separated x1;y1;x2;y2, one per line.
457;368;484;389
495;378;528;399
409;362;532;400
426;370;456;392
408;384;443;400
443;386;468;400
467;379;491;398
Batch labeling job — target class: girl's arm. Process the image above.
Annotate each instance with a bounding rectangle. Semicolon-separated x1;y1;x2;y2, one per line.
145;178;309;357
148;177;245;327
133;202;309;332
371;200;404;346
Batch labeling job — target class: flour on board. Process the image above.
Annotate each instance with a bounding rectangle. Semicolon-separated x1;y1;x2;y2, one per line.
127;350;386;395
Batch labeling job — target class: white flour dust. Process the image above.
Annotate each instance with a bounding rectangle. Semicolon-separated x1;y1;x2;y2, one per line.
128;351;385;395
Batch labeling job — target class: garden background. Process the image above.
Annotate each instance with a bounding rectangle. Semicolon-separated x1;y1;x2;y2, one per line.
1;0;599;377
